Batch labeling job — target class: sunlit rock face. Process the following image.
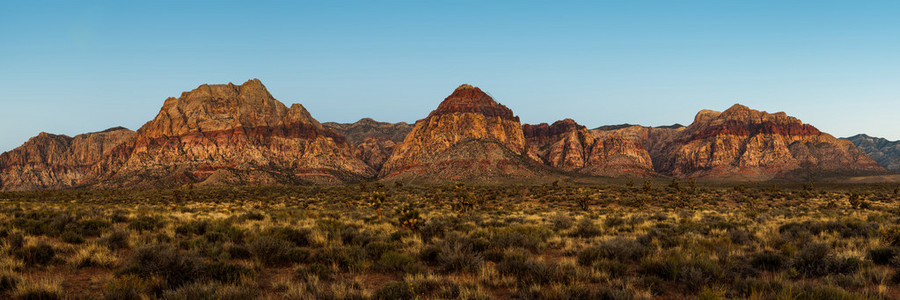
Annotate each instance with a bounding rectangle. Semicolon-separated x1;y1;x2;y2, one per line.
96;79;374;187
0;127;135;191
380;84;543;181
523;119;653;177
648;104;883;180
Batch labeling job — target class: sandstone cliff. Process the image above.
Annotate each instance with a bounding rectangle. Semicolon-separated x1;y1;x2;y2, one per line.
647;104;884;180
380;84;544;181
98;79;373;187
523;119;653;176
0;127;134;191
323;119;413;170
844;134;900;172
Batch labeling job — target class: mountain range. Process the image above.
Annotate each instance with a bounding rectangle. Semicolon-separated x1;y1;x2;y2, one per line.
0;79;892;190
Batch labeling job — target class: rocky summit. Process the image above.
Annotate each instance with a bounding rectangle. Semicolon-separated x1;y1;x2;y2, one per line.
844;134;900;172
643;104;884;180
379;84;544;181
523;119;653;176
96;79;374;187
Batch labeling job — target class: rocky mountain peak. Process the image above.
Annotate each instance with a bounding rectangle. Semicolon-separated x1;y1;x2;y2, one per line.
430;84;519;122
693;109;722;124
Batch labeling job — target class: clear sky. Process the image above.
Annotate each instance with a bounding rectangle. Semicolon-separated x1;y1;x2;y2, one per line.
2;1;899;152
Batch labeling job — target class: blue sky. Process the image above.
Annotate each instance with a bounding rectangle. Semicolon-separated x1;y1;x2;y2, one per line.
1;1;899;152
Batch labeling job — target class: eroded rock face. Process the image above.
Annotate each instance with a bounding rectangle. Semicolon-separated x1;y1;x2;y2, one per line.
844;134;900;172
323;119;413;170
99;79;373;187
380;84;539;180
0;127;134;191
524;119;652;176
650;104;883;179
323;118;413;145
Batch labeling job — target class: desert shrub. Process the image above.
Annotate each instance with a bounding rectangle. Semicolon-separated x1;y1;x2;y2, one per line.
375;281;416;300
5;232;24;250
99;229;130;250
867;247;898;265
159;282;257;300
263;226;311;247
294;263;333;281
16;243;55;266
239;211;266;221
199;261;253;284
418;216;459;242
430;235;484;273
640;252;721;293
312;246;367;271
727;228;754;245
490;225;551;252
74;219;111;237
549;213;574;231
339;226;375;246
376;251;420;274
0;269;21;293
121;244;202;288
882;225;900;247
791;243;855;278
71;244;117;268
749;251;787;271
364;241;397;259
128;215;164;232
497;249;575;285
59;230;85;244
730;278;787;298
638;224;681;248
248;236;307;267
13;278;63;300
570;218;602;238
779;221;824;239
102;274;144;300
793;284;857;300
225;244;252;260
175;220;209;236
824;219;879;238
578;238;650;266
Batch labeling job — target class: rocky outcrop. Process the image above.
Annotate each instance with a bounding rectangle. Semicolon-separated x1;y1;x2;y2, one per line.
0;127;134;191
98;79;373;187
380;84;543;181
844;134;900;172
647;104;884;180
323;119;413;170
524;119;652;176
323;118;412;145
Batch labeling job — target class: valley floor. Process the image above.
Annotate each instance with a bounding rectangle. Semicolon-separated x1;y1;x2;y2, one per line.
0;182;899;299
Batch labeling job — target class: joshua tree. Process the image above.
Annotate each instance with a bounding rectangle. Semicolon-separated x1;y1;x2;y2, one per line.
369;192;387;220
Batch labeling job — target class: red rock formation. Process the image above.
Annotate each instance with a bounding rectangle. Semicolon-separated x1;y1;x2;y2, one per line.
524;119;653;176
98;79;373;187
650;104;884;180
323;119;413;170
0;127;134;191
380;84;543;181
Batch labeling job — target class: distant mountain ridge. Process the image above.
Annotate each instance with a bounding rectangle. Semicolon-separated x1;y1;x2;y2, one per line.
0;79;888;190
844;134;900;172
